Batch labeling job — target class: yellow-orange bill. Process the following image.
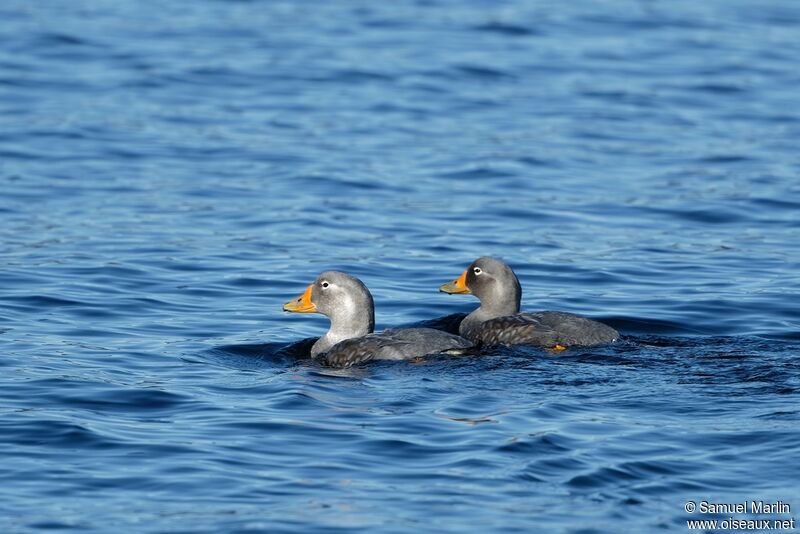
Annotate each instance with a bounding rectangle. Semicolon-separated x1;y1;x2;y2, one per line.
282;284;317;313
439;270;471;294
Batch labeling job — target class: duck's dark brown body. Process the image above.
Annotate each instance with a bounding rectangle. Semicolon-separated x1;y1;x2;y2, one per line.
322;327;472;368
462;311;618;347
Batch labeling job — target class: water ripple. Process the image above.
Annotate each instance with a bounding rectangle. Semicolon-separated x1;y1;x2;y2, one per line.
2;0;800;532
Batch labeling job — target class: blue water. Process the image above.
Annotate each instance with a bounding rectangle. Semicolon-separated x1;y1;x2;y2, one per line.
2;1;800;532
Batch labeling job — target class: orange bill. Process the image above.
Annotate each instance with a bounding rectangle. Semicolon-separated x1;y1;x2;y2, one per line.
283;284;317;313
439;269;471;294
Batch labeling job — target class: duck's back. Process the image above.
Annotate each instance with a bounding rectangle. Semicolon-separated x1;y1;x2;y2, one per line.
466;311;618;347
322;328;472;368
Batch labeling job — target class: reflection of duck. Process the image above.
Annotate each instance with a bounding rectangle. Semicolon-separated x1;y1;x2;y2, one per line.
440;257;619;348
283;271;472;367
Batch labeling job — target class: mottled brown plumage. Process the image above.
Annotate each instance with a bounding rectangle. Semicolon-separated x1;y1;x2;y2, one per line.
323;328;472;368
463;311;618;347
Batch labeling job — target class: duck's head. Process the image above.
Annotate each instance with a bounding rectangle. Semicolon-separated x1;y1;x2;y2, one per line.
439;257;521;314
283;271;375;334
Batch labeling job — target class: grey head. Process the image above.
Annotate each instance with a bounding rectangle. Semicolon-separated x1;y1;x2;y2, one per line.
440;257;522;336
283;271;375;357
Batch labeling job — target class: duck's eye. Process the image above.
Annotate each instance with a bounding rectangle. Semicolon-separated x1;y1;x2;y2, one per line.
473;267;482;275
321;281;330;289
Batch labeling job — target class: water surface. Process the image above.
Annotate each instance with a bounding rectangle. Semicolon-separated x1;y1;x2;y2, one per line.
1;0;799;532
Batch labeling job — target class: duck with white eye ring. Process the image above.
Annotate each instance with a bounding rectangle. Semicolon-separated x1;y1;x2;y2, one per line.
440;257;619;350
283;271;473;368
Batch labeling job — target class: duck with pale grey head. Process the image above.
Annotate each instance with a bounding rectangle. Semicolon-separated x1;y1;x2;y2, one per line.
440;257;619;349
284;271;473;368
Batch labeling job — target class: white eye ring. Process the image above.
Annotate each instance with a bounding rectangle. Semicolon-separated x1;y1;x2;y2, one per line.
473;267;482;275
321;281;330;288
